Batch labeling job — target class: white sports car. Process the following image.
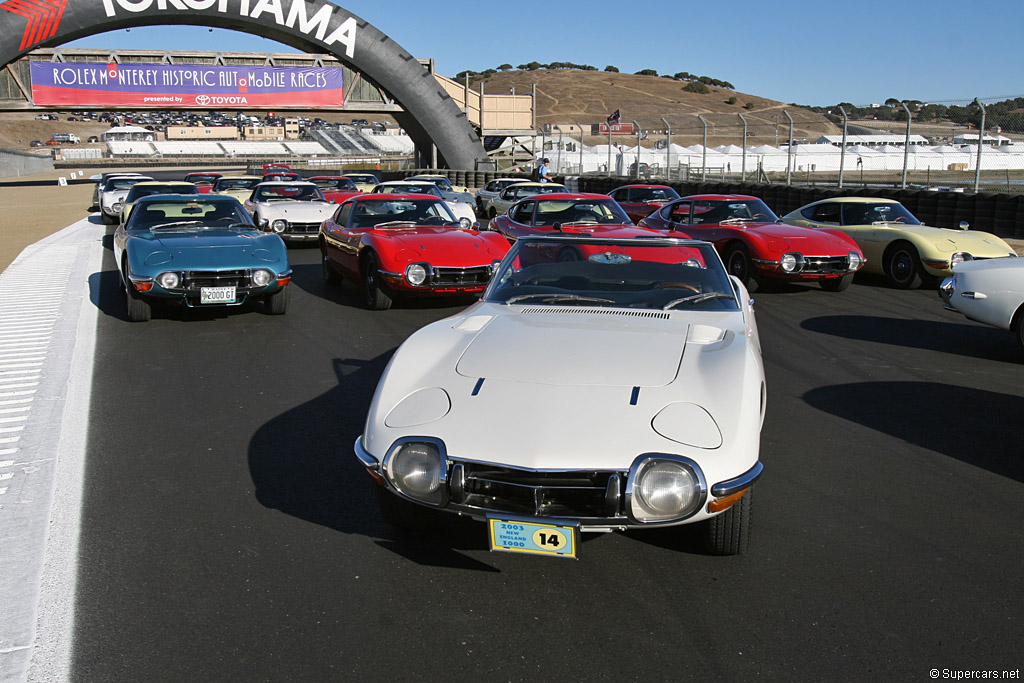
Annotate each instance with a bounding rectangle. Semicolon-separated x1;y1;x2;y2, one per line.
243;181;335;243
98;174;153;224
370;180;477;226
940;255;1024;348
355;235;766;557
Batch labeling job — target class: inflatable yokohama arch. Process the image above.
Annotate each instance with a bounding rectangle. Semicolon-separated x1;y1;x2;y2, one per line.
0;0;489;168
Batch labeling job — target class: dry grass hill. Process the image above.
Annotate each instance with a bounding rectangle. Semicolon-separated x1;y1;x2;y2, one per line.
466;69;839;146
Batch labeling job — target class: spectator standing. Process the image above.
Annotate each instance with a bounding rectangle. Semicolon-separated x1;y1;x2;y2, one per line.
538;157;552;183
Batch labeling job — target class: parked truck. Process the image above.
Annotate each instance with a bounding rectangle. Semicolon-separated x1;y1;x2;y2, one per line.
51;133;81;144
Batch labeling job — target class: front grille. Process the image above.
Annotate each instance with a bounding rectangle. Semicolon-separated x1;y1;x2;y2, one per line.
182;269;250;289
454;461;625;519
431;265;493;287
521;307;670;319
802;255;850;274
285;222;321;234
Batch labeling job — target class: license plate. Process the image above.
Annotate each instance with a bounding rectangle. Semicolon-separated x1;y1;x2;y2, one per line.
487;516;579;559
201;286;236;304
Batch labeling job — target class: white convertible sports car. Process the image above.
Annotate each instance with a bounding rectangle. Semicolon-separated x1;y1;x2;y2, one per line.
940;255;1024;349
370;180;477;226
356;235;766;557
243;181;335;244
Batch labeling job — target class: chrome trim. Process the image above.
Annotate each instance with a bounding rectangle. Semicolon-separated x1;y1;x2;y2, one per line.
710;461;763;497
449;463;466;503
353;435;378;470
605;474;621;517
624;453;708;524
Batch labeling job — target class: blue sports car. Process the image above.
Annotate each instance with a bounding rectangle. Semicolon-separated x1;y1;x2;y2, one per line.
112;194;292;322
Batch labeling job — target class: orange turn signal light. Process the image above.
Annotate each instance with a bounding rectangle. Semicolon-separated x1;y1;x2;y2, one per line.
133;281;154;292
276;275;291;286
708;488;748;513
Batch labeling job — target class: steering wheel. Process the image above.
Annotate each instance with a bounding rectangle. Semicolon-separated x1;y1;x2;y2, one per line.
420;216;448;225
653;282;700;292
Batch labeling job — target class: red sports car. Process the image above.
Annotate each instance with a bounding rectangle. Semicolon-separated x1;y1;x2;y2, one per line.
608;184;681;224
309;176;362;204
183;172;222;194
638;194;865;292
489;193;665;244
319;194;511;310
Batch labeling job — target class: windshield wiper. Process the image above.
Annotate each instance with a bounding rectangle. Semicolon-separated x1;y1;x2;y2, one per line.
150;220;203;229
372;221;417;228
663;292;736;310
505;293;616;305
719;217;753;224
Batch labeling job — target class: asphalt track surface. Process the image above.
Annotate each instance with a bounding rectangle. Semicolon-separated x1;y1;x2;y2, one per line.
71;223;1023;682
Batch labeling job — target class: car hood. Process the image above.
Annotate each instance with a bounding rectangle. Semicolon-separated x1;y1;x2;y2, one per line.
369;228;508;263
258;201;333;220
891;225;1012;255
363;303;764;474
742;221;858;252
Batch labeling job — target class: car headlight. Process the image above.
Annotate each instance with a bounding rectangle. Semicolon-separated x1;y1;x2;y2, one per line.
950;252;974;267
252;268;273;287
848;251;862;271
780;252;804;273
156;271;180;289
459;217;472;229
112;202;123;213
385;439;447;505
405;263;429;286
627;455;705;523
271;219;287;233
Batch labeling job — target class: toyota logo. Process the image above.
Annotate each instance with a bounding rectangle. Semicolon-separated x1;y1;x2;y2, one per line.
195;95;211;106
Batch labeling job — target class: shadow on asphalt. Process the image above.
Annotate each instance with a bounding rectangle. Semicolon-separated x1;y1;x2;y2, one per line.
801;314;1022;363
246;354;504;570
289;261;482;311
804;381;1024;483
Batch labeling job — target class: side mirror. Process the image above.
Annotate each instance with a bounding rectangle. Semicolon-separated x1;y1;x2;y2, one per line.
959;221;969;230
552;222;563;232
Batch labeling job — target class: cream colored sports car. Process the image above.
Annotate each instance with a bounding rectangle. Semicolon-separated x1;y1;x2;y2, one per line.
782;197;1016;288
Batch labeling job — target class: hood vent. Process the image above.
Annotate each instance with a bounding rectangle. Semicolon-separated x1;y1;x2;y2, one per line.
519;307;671;320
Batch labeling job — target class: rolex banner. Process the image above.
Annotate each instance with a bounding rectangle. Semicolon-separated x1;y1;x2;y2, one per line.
30;62;344;108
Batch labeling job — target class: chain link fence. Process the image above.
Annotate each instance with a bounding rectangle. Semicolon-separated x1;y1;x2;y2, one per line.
537;96;1024;192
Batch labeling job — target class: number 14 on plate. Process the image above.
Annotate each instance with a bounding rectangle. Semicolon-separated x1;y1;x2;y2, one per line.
487;516;580;559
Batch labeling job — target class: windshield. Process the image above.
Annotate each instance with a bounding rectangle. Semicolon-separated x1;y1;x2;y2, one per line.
312;177;358;191
127;185;198;201
349;198;457;228
254;185;324;202
509;184;566;200
533;198;632;225
413;177;454;192
263;173;300;182
107;178;145;191
214;179;258;191
484;237;738;311
630;187;680;202
185;174;219;184
345;174;376;183
376;184;443;197
125;200;254;231
842;202;921;226
670;198;778;225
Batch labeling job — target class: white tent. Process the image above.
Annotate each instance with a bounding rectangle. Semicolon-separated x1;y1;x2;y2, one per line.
100;125;155;142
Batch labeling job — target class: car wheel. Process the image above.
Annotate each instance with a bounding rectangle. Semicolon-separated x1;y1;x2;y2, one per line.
724;243;760;293
488;207;497;220
362;252;393;311
264;286;288;315
819;272;854;292
884;242;923;289
123;263;151;323
375;483;436;531
1013;307;1024;350
101;213;113;225
321;244;342;285
705;487;752;556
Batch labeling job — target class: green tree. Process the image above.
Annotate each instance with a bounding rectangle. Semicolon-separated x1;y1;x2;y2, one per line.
604;65;619;72
743;102;755;110
726;96;737;105
497;63;513;71
683;81;710;94
635;68;658;76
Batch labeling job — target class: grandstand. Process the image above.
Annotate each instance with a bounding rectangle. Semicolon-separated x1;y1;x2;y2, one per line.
360;133;416;155
152;141;225;156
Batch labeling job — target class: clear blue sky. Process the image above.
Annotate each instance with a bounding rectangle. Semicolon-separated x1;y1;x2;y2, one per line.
65;0;1023;107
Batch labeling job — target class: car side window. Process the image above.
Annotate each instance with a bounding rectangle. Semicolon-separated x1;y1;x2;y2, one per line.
810;203;840;224
610;189;624;201
668;201;692;224
511;201;535;224
334;204;353;228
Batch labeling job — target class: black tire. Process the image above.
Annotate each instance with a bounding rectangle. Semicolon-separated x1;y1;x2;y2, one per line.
724;243;760;293
101;212;114;225
362;252;393;311
884;242;923;289
264;286;288;315
321;244;342;285
375;484;436;531
820;272;854;292
705;488;753;556
488;207;497;220
1013;308;1024;350
123;263;151;323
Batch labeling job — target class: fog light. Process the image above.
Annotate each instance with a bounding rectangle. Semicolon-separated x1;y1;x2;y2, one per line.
386;439;446;505
406;263;428;286
627;455;705;522
252;269;273;286
156;271;179;289
780;252;803;273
